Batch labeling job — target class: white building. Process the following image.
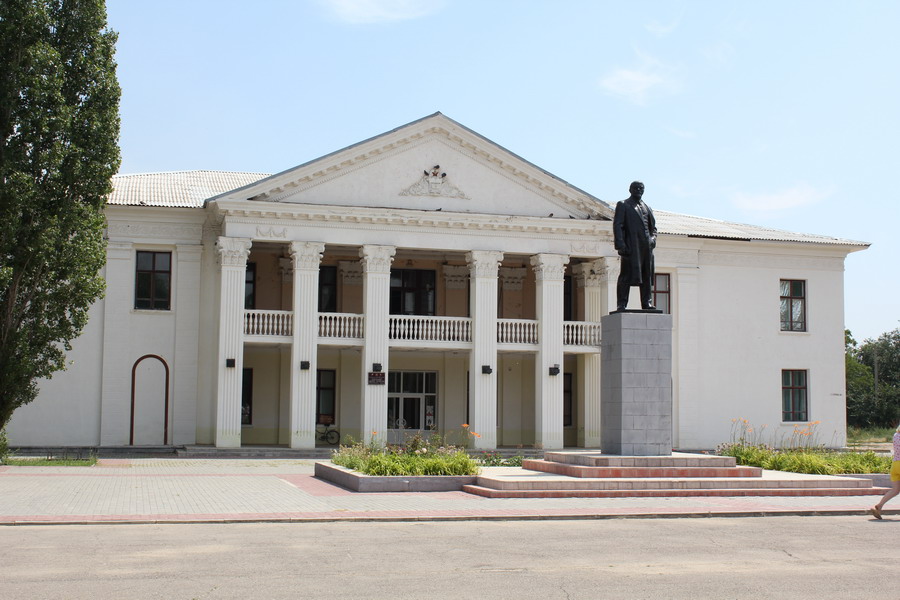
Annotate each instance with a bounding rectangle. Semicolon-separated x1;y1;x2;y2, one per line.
7;113;867;450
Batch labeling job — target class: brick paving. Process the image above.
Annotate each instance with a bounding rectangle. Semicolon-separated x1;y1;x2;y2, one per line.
0;457;894;525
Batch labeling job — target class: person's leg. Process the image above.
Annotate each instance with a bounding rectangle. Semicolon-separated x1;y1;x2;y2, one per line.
872;481;900;518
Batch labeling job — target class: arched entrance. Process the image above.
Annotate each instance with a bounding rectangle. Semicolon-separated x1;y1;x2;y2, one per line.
130;354;170;445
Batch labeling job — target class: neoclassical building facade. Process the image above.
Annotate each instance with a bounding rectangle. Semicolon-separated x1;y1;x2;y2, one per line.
7;114;867;450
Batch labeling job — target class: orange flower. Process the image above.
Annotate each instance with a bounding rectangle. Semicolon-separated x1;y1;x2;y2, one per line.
472;432;481;438
461;423;469;429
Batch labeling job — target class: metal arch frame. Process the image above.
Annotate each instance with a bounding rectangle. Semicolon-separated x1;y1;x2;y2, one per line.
130;354;171;446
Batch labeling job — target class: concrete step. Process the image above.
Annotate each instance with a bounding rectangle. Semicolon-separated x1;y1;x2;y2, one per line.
462;485;891;499
472;475;878;491
523;459;762;478
177;445;335;459
542;451;736;468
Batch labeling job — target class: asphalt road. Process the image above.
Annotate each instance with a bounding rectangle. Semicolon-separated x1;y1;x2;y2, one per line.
2;516;897;599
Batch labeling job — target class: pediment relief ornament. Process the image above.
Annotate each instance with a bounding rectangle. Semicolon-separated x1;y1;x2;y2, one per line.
399;165;469;199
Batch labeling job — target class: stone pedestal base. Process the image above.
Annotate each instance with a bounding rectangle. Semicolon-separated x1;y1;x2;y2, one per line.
601;311;673;456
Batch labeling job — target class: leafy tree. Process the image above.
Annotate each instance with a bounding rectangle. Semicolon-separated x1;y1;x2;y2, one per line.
0;0;120;431
847;327;900;428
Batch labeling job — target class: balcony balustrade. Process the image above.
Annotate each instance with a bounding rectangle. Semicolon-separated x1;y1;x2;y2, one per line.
244;310;292;337
389;315;472;344
244;310;600;350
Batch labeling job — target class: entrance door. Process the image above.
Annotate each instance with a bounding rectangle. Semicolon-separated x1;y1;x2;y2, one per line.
387;371;437;444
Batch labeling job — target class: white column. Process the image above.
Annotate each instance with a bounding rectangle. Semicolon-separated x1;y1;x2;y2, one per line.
289;241;325;449
360;245;395;444
532;253;569;449
674;267;700;449
600;256;619;316
574;260;605;447
173;244;203;445
467;250;503;449
99;242;134;445
215;236;252;448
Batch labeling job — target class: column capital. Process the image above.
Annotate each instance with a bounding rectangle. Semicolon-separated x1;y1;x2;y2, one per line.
339;260;363;286
530;253;569;281
499;266;527;291
216;237;252;267
572;259;605;288
289;241;325;271
466;250;503;279
442;265;469;290
359;245;395;274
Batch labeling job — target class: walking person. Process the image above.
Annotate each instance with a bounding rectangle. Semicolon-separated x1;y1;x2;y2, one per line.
871;423;900;519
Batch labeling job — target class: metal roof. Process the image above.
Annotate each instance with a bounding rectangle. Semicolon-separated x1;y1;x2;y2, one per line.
109;170;270;208
108;171;868;247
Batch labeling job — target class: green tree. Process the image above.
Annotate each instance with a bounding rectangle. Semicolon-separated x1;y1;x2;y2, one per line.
847;327;900;428
0;0;120;431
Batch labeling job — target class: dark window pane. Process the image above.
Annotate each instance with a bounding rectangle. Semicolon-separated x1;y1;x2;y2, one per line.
791;281;804;297
403;397;421;429
155;253;171;272
388;397;399;429
241;369;253;425
388;372;401;392
136;272;151;300
425;372;437;394
136;251;153;271
153;273;169;301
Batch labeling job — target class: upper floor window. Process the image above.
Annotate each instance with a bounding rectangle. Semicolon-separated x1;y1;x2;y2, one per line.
135;251;171;310
653;273;671;314
780;280;806;331
319;265;337;312
245;262;256;310
390;269;436;315
782;369;808;421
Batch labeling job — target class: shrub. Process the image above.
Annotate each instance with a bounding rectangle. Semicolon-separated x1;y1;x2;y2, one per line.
0;428;8;463
331;430;479;476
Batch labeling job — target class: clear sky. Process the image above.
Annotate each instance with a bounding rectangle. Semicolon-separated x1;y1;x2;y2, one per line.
105;0;898;342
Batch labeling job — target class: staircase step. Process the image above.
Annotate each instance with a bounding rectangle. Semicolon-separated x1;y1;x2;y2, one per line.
523;459;762;478
542;452;736;468
462;485;890;499
473;475;877;491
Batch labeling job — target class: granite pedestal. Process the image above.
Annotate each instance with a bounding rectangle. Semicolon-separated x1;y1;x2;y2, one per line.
600;311;673;456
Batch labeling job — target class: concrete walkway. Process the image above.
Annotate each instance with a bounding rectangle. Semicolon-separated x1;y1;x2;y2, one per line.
0;458;895;525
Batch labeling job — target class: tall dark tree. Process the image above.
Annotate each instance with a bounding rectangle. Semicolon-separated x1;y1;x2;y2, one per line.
0;0;120;430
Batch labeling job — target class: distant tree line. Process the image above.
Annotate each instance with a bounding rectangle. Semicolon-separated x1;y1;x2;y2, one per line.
846;327;900;428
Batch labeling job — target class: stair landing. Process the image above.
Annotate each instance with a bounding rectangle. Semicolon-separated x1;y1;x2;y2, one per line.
463;452;889;499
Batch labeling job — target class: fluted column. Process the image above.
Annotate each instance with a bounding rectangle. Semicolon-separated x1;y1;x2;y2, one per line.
215;236;252;448
360;245;395;444
532;253;569;449
289;241;325;448
574;260;605;447
601;257;620;316
467;250;503;449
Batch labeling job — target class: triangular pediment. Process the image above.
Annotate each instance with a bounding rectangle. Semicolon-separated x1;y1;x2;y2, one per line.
212;113;612;220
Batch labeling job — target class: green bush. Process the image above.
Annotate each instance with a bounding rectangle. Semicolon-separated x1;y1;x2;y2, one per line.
332;433;479;476
718;442;891;475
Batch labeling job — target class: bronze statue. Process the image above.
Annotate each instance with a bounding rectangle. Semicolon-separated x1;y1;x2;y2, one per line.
613;181;657;311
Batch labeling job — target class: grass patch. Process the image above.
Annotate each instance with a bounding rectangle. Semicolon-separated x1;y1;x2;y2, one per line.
847;426;895;444
332;432;479;476
717;443;890;475
3;455;98;467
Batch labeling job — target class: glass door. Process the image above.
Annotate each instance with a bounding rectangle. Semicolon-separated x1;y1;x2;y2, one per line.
387;371;437;444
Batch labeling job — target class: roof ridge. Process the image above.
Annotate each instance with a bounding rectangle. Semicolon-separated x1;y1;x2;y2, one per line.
114;169;272;178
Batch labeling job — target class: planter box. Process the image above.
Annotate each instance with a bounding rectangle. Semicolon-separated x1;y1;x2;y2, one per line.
315;461;477;492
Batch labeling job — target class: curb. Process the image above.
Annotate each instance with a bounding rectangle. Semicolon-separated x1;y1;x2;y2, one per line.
2;508;896;526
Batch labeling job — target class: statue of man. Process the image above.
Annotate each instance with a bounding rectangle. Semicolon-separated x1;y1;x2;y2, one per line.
613;181;657;311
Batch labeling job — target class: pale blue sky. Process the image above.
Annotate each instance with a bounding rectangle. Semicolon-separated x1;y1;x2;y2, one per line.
106;0;898;341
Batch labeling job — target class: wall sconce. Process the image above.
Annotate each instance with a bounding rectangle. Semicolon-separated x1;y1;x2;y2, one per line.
225;358;236;368
300;361;310;370
372;363;383;372
548;364;560;376
482;365;493;374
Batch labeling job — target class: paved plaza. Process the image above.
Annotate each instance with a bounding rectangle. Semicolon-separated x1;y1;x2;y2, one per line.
0;458;895;525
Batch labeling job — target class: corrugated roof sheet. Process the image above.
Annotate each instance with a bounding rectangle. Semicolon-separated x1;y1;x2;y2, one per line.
108;170;270;208
108;171;868;247
655;210;867;246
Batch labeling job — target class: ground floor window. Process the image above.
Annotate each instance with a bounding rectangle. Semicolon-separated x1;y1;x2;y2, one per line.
563;372;573;427
388;371;437;430
241;368;253;425
782;369;808;421
317;369;336;425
